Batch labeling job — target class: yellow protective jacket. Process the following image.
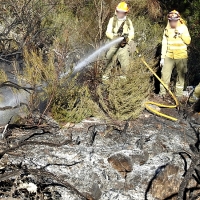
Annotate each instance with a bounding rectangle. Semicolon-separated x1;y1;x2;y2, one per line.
106;16;134;42
161;21;191;59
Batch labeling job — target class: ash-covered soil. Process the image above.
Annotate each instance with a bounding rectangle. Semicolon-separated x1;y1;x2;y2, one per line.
0;110;200;200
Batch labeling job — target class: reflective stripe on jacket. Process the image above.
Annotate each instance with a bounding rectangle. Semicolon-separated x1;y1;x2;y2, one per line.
106;17;134;42
161;22;191;59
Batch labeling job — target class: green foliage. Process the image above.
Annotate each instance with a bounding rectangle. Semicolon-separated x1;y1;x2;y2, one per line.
51;79;98;123
97;58;152;120
133;16;163;61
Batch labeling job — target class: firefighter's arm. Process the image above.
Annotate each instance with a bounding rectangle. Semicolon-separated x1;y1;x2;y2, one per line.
106;18;114;40
176;25;191;45
128;19;134;42
161;31;167;59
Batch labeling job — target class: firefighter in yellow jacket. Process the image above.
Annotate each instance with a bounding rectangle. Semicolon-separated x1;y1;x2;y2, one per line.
160;10;191;98
105;2;134;77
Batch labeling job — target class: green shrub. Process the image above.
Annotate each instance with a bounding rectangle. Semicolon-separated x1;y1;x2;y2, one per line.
51;78;99;123
97;58;152;120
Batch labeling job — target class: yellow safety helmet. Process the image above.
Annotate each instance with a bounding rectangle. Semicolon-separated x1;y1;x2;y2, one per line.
168;10;180;21
116;2;129;13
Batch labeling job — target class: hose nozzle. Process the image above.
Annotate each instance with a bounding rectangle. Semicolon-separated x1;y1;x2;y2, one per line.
120;34;129;47
122;33;128;39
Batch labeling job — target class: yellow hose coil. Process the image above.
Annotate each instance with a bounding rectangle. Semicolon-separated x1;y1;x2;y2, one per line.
136;49;179;121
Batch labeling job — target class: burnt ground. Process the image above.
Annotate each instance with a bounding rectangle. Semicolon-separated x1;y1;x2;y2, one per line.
0;108;200;200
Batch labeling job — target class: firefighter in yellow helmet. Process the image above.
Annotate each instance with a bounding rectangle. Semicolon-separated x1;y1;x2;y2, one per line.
104;2;134;78
159;10;191;99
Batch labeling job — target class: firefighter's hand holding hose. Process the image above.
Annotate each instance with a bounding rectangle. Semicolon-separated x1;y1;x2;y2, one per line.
120;33;129;47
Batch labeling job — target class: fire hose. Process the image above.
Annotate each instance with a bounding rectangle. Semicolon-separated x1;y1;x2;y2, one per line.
136;49;179;121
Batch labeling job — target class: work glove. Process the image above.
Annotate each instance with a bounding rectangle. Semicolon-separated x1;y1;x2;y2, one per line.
122;33;129;43
160;58;164;67
120;34;129;47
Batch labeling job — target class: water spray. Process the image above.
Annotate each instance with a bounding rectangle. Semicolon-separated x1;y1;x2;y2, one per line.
60;37;124;78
